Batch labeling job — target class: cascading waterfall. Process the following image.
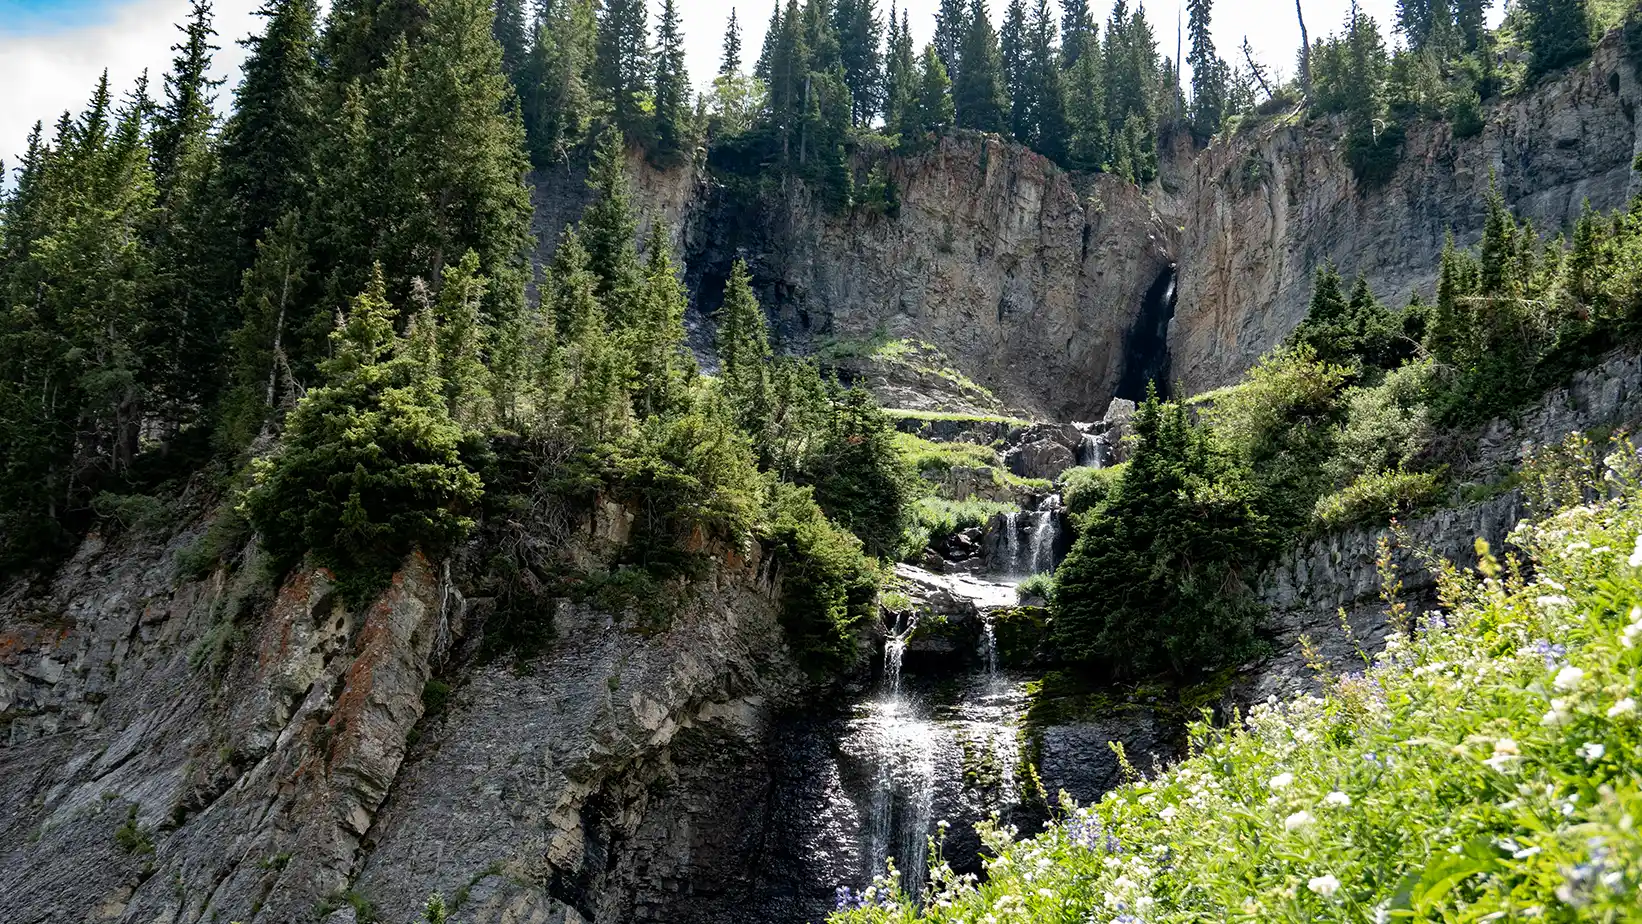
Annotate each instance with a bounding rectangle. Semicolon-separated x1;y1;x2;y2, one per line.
996;505;1062;578
862;616;938;898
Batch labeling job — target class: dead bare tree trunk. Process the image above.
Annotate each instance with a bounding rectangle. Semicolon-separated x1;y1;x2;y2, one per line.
1296;0;1312;92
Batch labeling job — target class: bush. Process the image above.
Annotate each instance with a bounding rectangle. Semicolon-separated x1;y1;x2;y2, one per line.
806;389;913;559
899;496;1018;561
1052;393;1274;679
1312;468;1443;529
243;272;484;604
1016;572;1053;601
762;481;883;676
1061;465;1124;520
1323;360;1437;486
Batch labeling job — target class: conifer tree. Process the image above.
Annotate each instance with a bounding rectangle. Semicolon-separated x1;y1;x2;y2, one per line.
218;0;321;268
594;0;652;140
1001;0;1031;140
716;259;775;439
432;249;492;427
933;0;967;78
149;0;238;424
1187;0;1226;141
834;0;884;125
766;0;809;162
1455;0;1491;51
652;0;692;164
882;5;918;134
631;221;695;419
552;227;632;442
320;0;428;81
579;127;642;320
954;0;1008;133
1522;0;1591;79
492;0;530;85
1024;0;1067;161
908;43;957;139
721;8;743;76
220;210;311;448
756;3;783;80
1060;0;1096;69
1065;42;1107;169
521;0;596;167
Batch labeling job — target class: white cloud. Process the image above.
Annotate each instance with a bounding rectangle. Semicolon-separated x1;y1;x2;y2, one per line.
1;0;259;171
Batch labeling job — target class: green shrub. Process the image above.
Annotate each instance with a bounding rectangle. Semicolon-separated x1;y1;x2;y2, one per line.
899;496;1018;560
1061;465;1124;519
1312;468;1443;529
1016;572;1053;600
1053;392;1275;679
806;389;914;559
1323;359;1437;486
90;492;172;535
889;431;998;475
244;271;484;605
762;481;883;675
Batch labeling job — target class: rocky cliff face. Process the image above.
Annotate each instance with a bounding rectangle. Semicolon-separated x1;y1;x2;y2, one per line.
677;135;1178;421
1173;30;1642;395
0;509;810;924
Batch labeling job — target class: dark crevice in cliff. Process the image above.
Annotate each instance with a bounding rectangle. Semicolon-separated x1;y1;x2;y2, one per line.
1115;264;1178;401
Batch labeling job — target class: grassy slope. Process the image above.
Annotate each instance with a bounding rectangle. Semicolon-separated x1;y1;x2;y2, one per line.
833;488;1642;922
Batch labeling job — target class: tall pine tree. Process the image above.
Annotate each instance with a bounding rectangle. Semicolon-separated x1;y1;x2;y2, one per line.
594;0;651;140
651;0;691;164
954;0;1008;133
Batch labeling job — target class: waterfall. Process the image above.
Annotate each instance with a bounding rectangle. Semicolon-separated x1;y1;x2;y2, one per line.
863;616;937;899
993;506;1061;579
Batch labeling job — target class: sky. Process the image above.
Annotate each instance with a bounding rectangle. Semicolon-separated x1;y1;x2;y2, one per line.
0;0;1510;175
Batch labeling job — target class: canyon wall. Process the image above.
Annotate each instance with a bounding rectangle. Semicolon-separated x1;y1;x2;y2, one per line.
0;511;813;924
1172;30;1642;396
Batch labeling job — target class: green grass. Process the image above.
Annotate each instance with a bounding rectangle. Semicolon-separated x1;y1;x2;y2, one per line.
834;484;1642;923
890;432;1000;475
885;408;1036;428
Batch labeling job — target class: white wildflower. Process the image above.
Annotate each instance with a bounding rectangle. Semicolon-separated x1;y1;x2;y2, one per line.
1629;535;1642;568
1535;595;1573;610
1307;874;1341;898
1268;772;1295;791
1578;742;1606;762
1324;791;1352;808
1607;698;1637;718
1284;810;1315;831
1553;666;1585;692
1158;806;1177;821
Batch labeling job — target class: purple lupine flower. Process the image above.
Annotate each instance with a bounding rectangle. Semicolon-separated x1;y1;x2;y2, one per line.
1530;639;1568;668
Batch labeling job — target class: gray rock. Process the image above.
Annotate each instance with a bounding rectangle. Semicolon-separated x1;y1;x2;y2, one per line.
1005;440;1077;481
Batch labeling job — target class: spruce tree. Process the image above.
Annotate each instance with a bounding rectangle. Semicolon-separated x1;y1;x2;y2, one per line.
1001;0;1031;141
1025;0;1068;161
1522;0;1591;79
521;0;596;167
219;0;321;269
552;227;632;442
1187;0;1226;141
1065;43;1107;169
954;0;1008;134
834;0;884;126
631;221;694;419
579;127;641;319
883;6;918;135
1060;0;1096;69
766;0;810;164
933;0;967;79
721;7;743;76
492;0;530;86
716;259;774;439
594;0;652;140
652;0;692;164
909;43;957;139
220;210;311;449
1455;0;1491;51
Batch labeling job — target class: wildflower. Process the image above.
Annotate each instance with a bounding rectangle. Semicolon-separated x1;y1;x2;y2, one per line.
1158;806;1177;821
1542;699;1573;727
1284;810;1315;831
1553;666;1585;692
1535;595;1573;611
1484;739;1522;772
1324;791;1352;808
1578;742;1606;762
1529;639;1567;668
1268;772;1295;791
1307;873;1341;898
1629;535;1642;568
1623;621;1642;649
1607;698;1637;718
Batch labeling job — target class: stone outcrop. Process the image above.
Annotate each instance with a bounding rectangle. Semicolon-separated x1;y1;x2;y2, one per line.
1173;30;1642;395
0;508;807;924
689;134;1179;420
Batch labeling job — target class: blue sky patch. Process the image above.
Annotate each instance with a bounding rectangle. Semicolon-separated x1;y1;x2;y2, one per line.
0;0;125;34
